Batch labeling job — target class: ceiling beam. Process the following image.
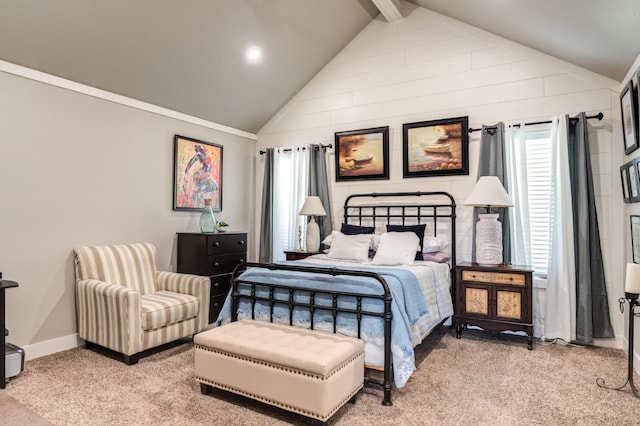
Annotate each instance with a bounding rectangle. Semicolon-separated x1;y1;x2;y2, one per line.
371;0;403;22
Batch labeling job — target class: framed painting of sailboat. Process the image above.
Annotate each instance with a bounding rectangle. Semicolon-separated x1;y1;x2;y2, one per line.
402;116;469;178
334;126;389;181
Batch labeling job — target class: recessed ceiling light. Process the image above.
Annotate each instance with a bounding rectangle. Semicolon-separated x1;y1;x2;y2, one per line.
246;46;262;63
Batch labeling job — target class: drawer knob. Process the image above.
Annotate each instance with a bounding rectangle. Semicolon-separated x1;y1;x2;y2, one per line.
213;282;220;287
239;240;245;245
213;302;219;308
214;262;220;267
214;241;220;247
239;259;244;264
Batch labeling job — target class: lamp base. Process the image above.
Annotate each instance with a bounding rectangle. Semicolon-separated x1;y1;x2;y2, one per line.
596;296;640;398
475;213;502;265
306;217;320;252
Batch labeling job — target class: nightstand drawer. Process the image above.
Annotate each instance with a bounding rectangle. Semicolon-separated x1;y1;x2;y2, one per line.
461;270;525;286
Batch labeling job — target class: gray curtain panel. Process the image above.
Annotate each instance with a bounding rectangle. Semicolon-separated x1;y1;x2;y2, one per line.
473;122;511;264
308;144;333;242
259;148;274;263
567;113;613;342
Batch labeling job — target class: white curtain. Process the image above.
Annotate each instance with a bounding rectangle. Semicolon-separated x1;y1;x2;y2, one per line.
544;116;576;342
505;122;531;267
272;147;309;261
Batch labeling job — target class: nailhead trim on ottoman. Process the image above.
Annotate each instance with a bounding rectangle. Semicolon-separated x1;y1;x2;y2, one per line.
194;320;365;422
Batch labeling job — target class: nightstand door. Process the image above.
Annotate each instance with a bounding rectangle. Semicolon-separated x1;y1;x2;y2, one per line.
460;283;491;318
494;286;526;321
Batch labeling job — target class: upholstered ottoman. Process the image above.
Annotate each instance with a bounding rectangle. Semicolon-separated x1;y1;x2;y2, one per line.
194;320;365;422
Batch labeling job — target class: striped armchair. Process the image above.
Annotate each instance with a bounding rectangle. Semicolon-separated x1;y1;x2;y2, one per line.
74;242;210;364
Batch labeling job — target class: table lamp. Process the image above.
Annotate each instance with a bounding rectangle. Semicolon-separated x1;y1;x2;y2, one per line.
299;196;327;252
463;176;514;265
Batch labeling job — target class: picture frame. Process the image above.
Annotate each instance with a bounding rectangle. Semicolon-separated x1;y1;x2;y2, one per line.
173;135;223;211
620;162;631;203
621;159;640;203
402;116;469;178
631;215;640;263
334;126;389;181
620;80;638;155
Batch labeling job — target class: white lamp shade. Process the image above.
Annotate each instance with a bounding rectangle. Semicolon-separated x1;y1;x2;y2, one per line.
464;176;514;208
299;196;327;216
625;263;640;294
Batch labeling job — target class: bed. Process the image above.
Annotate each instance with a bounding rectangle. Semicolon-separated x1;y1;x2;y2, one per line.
217;191;457;405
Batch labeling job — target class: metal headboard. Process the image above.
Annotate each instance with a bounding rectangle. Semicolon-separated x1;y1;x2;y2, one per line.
343;191;457;272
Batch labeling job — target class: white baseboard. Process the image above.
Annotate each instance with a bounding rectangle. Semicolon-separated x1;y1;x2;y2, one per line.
21;334;81;361
593;336;624;350
618;336;640;376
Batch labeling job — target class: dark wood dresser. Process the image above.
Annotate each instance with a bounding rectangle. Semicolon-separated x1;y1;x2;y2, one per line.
454;262;534;349
177;232;247;323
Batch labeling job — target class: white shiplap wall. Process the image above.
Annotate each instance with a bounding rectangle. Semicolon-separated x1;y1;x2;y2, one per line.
255;7;624;346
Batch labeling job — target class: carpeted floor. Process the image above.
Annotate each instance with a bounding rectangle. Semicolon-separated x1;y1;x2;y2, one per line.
4;327;640;425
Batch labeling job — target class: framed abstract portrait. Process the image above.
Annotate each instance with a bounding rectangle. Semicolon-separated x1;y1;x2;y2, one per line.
173;135;223;211
402;116;469;177
334;126;389;181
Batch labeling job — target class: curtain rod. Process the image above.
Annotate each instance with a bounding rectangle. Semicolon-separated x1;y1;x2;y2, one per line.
468;112;603;133
259;143;332;155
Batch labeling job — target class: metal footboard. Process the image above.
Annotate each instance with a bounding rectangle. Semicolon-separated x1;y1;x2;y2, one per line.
231;262;394;406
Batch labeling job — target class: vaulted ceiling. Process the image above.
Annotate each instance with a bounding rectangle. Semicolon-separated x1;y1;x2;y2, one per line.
0;0;638;135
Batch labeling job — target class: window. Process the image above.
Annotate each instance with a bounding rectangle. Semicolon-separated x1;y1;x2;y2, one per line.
523;127;552;278
272;149;308;261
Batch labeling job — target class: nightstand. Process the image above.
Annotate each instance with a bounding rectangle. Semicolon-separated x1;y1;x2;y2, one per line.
454;262;534;349
284;250;320;261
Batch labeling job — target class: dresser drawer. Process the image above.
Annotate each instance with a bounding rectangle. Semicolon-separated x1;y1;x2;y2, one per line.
207;253;246;275
210;274;232;297
207;233;247;255
461;270;525;286
209;294;228;324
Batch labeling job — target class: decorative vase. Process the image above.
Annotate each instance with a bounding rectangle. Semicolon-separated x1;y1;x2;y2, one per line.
199;199;217;233
475;213;502;265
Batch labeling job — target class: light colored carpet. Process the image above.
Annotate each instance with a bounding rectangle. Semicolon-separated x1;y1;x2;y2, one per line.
5;327;640;425
0;390;52;425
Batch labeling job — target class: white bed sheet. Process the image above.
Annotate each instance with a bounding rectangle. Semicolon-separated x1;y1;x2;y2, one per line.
293;254;453;367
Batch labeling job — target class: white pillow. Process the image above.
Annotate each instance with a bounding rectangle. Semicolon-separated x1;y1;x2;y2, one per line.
327;231;372;262
323;231;380;252
371;232;420;266
423;236;449;253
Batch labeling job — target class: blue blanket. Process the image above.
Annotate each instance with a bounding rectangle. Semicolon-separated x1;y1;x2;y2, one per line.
216;263;429;387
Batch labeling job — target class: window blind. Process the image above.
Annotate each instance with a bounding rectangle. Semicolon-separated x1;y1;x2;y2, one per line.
524;130;552;277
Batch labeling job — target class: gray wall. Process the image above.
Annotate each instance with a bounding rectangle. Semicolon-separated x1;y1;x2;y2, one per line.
0;70;255;357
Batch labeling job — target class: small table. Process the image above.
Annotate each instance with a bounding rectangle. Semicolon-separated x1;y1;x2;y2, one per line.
1;280;19;389
284;250;321;261
454;263;534;349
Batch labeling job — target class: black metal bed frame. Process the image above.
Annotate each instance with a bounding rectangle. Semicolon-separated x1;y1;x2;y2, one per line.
229;191;457;406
